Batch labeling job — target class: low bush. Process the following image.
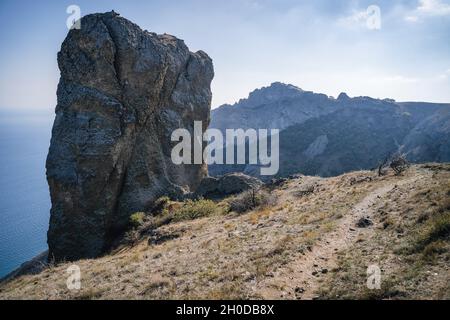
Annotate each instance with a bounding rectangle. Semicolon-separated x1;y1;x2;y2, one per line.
123;229;141;246
172;199;226;222
129;212;146;228
150;196;171;215
228;189;276;214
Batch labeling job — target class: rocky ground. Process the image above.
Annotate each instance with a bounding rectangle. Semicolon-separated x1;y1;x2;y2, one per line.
0;163;449;300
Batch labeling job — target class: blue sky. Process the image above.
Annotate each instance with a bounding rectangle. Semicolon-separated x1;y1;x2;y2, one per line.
0;0;449;111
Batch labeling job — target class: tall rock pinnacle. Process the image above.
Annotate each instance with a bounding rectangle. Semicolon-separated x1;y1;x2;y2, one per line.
46;12;214;261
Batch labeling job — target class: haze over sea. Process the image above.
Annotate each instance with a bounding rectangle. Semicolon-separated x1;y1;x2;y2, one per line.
0;110;53;278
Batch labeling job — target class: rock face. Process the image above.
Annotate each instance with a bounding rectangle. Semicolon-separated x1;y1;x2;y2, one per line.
46;12;214;261
195;173;263;199
402;108;450;163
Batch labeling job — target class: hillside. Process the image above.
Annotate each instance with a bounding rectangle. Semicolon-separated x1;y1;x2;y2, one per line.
1;163;449;300
209;83;450;178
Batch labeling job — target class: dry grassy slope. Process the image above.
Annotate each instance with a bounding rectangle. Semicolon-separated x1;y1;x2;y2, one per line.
0;164;449;300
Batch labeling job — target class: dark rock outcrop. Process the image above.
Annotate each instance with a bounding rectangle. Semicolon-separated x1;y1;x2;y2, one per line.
46;12;214;261
195;173;262;199
356;217;373;228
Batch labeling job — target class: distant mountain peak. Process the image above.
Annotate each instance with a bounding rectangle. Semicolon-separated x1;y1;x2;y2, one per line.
265;81;303;92
236;82;304;108
249;82;304;98
337;92;350;101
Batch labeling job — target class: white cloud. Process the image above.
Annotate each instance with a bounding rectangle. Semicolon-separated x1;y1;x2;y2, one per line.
417;0;450;15
405;0;450;22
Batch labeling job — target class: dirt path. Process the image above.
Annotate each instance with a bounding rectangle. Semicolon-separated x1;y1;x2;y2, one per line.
256;176;417;299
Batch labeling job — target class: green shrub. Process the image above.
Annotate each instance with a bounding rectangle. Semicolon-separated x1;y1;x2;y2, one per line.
151;196;171;215
172;199;225;222
129;212;146;228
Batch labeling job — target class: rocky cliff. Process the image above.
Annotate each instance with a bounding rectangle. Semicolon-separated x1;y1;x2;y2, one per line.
46;12;214;261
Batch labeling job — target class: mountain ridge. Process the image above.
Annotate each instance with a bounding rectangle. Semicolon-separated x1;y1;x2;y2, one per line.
209;82;450;179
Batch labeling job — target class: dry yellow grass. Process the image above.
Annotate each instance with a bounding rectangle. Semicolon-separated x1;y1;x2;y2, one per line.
0;164;449;300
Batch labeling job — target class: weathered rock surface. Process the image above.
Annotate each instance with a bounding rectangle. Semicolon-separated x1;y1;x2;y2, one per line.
46;11;214;261
195;173;263;199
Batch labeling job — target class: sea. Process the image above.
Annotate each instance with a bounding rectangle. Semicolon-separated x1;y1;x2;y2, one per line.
0;110;53;278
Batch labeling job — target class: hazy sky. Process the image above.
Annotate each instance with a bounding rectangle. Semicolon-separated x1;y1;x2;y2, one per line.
0;0;449;111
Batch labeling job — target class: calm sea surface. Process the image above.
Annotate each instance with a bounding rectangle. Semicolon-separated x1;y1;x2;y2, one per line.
0;112;53;278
